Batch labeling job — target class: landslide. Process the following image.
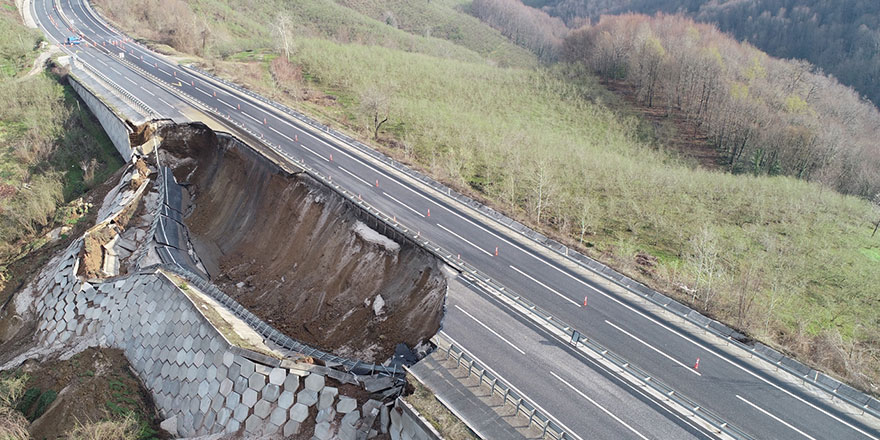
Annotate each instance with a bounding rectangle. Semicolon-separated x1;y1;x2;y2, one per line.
159;124;446;363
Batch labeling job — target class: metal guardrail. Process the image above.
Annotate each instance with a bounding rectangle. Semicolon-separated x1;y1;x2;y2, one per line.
142;165;405;379
85;26;753;439
181;64;880;420
432;335;572;440
72;0;880;425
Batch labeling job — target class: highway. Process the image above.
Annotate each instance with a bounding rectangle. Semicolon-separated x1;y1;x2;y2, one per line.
31;0;880;438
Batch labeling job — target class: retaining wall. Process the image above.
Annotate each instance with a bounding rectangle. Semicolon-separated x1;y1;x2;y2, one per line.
389;397;443;440
4;165;395;439
68;74;134;161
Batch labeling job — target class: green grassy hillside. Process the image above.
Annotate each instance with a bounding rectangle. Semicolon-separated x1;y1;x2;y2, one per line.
0;1;122;290
94;0;880;391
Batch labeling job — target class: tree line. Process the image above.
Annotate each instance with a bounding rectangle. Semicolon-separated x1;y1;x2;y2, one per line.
527;0;880;109
470;0;569;62
563;13;880;197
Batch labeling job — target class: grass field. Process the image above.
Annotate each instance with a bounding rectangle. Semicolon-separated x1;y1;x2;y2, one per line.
0;0;122;287
94;0;880;391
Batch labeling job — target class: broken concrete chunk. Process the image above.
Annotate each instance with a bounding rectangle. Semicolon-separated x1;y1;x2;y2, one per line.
318;386;338;411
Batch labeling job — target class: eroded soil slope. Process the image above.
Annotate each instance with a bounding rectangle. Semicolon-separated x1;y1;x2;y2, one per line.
160;125;446;362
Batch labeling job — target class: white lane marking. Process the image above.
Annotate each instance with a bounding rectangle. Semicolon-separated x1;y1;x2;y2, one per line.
606;320;701;376
298;143;328;162
95;57;107;66
736;395;817;440
217;98;236;110
194;87;212;97
241;111;262;124
109;66;121;75
454;305;524;355
551;371;650;440
438;223;491;257
138;86;155;97
338;166;372;188
157;67;170;76
156;97;173;108
124;76;137;84
148;59;874;439
510;265;581;308
439;331;586;440
383;192;424;218
267;126;295;143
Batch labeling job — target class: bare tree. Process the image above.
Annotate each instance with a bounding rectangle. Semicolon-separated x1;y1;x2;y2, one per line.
359;87;391;140
274;13;293;61
873;193;880;237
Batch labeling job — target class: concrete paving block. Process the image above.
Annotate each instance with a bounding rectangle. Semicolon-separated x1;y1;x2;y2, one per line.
193;350;205;367
268;367;286;386
316;407;336;424
187;365;199;382
278;391;295;410
160;416;178;437
208;379;220;397
269;406;287;426
248;372;266;391
283;374;299;393
209;337;222;353
262;383;281;403
212;394;225;412
189;397;201;415
341;409;360;428
219;378;233;396
254;399;272;418
338;423;357;440
225;391;241;409
305;373;325;392
283;420;301;437
199;396;211;415
216;407;232;427
318;387;338;411
203;409;216;431
225;417;240;433
245;414;264;435
337;396;357;414
242;389;258;407
289;403;309;423
236;357;255;377
313;421;333;440
175;350;187;366
233;403;250;423
233;375;248;394
215;364;227;380
297;389;318;407
206;364;217;381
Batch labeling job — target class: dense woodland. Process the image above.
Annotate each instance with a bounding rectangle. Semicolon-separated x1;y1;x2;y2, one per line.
524;0;880;109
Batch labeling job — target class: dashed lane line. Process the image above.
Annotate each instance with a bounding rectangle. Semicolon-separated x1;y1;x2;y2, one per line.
510;265;581;308
454;305;524;355
438;223;491;257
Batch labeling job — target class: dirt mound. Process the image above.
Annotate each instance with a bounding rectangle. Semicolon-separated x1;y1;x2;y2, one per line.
9;347;167;439
160;125;446;362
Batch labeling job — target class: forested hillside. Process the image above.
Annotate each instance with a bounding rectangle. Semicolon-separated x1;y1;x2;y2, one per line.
563;13;880;197
526;0;880;108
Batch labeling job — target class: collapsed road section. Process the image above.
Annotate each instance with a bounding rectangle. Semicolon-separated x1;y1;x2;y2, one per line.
152;122;448;363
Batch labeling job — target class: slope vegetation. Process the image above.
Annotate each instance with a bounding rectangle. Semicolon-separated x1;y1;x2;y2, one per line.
0;1;122;297
94;0;880;392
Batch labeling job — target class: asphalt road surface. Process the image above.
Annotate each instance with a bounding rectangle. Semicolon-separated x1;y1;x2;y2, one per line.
31;0;880;438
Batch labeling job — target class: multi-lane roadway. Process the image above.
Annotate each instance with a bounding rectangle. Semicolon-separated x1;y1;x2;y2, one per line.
30;0;880;438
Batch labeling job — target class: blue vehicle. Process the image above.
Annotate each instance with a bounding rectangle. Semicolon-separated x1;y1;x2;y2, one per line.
66;36;82;45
